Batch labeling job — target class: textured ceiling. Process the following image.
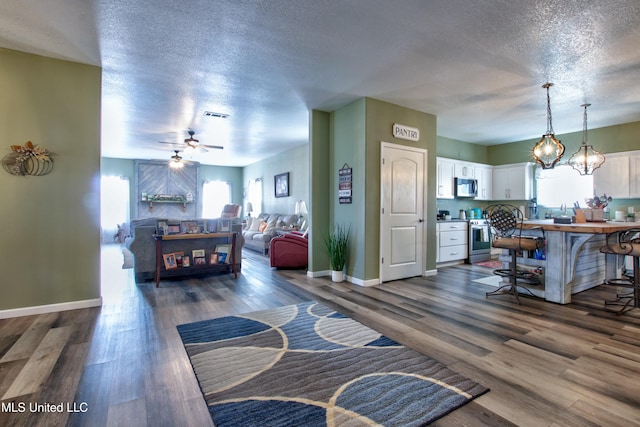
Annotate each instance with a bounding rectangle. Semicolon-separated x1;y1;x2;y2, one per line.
1;0;640;166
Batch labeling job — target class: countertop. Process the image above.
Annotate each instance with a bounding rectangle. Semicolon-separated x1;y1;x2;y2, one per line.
521;219;639;234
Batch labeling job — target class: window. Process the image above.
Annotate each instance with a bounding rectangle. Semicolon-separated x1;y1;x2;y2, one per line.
202;181;231;218
247;178;263;216
536;164;593;208
100;176;130;243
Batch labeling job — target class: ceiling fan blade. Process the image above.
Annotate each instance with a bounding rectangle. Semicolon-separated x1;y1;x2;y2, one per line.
201;144;224;150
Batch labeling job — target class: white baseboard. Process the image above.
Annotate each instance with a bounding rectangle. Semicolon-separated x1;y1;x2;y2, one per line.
307;270;331;278
0;298;103;320
424;269;438;276
348;276;379;287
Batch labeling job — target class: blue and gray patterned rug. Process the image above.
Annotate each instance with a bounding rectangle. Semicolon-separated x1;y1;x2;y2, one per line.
177;301;489;426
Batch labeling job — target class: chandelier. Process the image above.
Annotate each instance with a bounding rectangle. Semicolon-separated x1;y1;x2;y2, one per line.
568;103;605;175
532;83;565;169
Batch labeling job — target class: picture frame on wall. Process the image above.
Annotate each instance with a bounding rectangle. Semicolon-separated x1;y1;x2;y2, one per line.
274;172;289;198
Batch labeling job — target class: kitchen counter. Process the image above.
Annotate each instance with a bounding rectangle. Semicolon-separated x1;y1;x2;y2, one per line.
522;219;638;234
511;220;639;304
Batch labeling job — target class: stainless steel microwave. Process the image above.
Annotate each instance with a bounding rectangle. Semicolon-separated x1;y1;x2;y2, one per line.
454;177;478;198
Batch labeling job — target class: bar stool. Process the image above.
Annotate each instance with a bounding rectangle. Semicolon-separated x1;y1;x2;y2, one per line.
599;228;640;314
485;204;545;305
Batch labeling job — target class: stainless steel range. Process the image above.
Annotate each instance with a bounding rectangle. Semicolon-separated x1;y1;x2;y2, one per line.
468;219;492;263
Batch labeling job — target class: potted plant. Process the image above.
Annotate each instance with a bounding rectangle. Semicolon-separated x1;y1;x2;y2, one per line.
323;224;350;282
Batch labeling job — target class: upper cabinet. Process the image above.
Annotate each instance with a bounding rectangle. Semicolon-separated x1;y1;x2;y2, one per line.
492;163;534;200
593;150;640;199
454;162;475;179
437;157;455;199
437;157;493;199
475;165;493;200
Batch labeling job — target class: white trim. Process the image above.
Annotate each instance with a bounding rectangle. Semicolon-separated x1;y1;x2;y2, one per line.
347;276;379;287
307;270;331;278
0;298;102;320
424;269;438;276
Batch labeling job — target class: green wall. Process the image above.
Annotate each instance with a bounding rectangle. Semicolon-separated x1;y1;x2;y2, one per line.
0;48;101;311
310;98;437;282
242;144;310;215
309;110;331;272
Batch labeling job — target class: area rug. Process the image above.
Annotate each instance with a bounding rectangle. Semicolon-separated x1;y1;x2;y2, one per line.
177;301;489;426
474;260;502;269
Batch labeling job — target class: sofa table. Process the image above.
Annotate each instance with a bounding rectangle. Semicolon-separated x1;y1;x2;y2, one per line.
153;232;237;287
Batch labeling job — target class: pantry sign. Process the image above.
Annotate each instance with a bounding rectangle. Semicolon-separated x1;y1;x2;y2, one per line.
392;123;419;142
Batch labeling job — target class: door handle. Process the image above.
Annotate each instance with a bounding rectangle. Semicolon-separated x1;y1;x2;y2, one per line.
418;218;424;223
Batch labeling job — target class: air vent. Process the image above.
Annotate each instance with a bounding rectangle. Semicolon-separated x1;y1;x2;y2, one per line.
204;111;229;118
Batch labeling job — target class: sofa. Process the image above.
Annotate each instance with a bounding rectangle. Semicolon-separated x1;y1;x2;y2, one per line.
127;217;244;282
269;231;308;268
242;213;298;255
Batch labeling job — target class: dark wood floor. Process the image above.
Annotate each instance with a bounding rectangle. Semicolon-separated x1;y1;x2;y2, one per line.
1;245;640;426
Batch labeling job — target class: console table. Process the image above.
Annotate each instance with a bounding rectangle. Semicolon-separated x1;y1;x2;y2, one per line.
153;232;237;287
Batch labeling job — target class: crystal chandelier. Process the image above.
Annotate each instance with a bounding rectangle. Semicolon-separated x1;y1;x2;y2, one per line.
532;83;565;169
568;103;605;175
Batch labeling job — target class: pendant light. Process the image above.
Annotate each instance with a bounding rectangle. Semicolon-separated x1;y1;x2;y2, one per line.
568;103;605;175
532;83;565;169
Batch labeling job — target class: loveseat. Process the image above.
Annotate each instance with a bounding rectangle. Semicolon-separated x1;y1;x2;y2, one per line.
127;217;244;282
242;213;298;255
270;231;308;268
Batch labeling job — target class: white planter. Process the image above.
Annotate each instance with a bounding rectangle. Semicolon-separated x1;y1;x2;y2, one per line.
331;270;344;283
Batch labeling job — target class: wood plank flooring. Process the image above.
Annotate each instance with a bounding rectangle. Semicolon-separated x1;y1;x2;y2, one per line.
1;245;639;426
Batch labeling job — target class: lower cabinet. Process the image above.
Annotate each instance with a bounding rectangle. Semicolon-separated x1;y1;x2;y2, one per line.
437;221;468;263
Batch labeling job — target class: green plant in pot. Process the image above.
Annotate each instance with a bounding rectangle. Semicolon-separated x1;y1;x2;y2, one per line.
323;224;350;282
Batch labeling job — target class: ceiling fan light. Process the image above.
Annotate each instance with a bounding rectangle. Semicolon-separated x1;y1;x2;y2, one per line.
169;150;183;168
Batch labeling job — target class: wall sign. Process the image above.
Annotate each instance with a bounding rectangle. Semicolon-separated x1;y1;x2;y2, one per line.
339;164;352;204
392;123;420;142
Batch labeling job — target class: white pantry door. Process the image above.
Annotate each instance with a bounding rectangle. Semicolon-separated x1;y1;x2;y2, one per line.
380;143;426;282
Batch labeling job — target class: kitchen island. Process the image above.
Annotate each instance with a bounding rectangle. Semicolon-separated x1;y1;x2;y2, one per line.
502;220;638;304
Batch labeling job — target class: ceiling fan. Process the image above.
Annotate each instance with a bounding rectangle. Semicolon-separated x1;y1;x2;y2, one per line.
159;130;223;152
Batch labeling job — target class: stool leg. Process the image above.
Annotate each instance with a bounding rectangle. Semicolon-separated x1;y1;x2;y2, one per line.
634;256;639;309
510;250;521;305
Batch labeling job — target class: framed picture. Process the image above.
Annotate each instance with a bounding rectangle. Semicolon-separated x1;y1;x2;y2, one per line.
182;256;190;267
163;253;177;270
181;221;200;234
192;249;205;259
210;253;218;264
167;224;181;235
174;251;184;267
215;244;232;264
156;220;168;235
206;220;217;233
274;172;289;198
219;219;231;232
194;256;206;265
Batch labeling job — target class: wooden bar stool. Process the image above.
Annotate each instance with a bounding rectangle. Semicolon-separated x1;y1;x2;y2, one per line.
599;228;640;314
485;204;544;305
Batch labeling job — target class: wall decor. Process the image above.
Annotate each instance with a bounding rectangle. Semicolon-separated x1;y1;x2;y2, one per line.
339;164;352;204
275;172;290;197
2;141;54;176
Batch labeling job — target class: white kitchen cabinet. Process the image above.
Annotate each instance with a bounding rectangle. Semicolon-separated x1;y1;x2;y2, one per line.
454;162;475;179
475;165;493;200
437;157;455;199
595;152;630;198
492;163;534;200
437;221;468;263
630;153;640;198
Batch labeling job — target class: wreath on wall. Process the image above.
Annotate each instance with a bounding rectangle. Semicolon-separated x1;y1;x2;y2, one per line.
2;141;54;176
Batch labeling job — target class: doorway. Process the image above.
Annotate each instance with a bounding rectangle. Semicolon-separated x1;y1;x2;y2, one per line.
380;143;426;282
